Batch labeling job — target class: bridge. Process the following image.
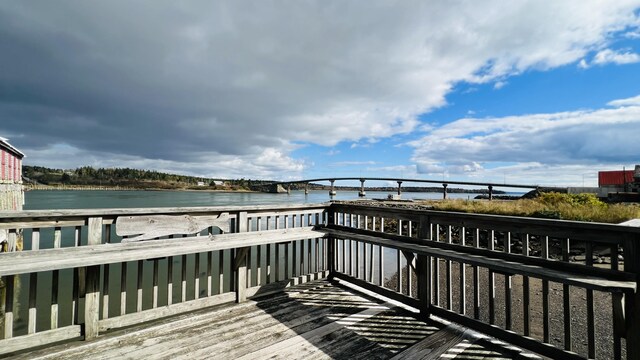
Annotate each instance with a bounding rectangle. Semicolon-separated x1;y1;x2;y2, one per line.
266;177;566;199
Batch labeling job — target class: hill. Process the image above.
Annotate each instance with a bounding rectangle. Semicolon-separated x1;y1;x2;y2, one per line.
22;165;269;191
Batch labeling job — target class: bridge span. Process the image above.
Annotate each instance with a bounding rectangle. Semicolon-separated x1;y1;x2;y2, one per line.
267;177;566;200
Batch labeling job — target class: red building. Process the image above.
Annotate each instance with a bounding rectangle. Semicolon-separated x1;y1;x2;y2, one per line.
598;170;636;186
0;137;25;211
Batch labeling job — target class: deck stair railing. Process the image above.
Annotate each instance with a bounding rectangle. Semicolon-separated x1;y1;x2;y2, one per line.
0;202;638;359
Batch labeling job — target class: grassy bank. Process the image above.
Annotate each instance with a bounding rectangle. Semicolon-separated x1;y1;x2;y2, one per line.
419;192;640;223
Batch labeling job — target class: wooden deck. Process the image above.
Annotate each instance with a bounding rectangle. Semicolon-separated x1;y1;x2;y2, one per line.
6;280;536;360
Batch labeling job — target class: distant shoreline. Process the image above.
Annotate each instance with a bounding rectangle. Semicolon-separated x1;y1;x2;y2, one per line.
24;185;258;193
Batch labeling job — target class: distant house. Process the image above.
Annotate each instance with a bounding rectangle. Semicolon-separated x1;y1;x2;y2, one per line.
0;137;25;211
598;166;640;197
197;181;206;186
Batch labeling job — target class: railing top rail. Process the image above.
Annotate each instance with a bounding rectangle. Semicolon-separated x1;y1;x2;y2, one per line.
0;202;330;220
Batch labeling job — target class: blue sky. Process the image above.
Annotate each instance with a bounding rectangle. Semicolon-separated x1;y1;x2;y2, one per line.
1;2;640;187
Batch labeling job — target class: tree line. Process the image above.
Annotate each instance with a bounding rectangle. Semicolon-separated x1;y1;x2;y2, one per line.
22;165;270;190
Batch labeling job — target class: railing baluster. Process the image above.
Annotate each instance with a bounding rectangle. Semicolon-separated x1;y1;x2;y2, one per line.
137;260;144;312
489;230;495;325
207;251;213;297
585;241;595;359
611;243;622;359
363;239;368;281
368;243;374;283
72;226;81;325
292;240;298;280
336;239;351;274
121;261;128;315
542;235;550;343
378;244;384;286
460;227;466;315
28;229;40;334
256;217;262;285
473;228;480;319
3;274;14;339
51;227;61;329
523;234;530;337
562;238;571;351
355;240;360;279
275;216;280;281
398;220;403;293
194;252;200;299
446;225;452;310
217;250;224;294
434;224;440;307
505;232;512;330
102;224;112;320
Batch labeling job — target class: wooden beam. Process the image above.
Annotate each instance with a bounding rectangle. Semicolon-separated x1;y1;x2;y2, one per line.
0;227;327;276
84;217;102;340
326;227;636;292
117;213;230;242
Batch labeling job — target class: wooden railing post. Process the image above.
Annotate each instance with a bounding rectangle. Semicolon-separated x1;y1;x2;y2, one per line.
327;209;336;280
417;215;432;319
84;217;102;340
624;234;640;358
235;212;249;303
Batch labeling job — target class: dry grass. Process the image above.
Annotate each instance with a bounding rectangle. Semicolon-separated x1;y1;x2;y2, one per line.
419;193;640;223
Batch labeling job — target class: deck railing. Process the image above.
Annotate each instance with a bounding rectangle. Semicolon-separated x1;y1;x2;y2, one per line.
0;204;329;355
0;201;639;359
327;202;640;360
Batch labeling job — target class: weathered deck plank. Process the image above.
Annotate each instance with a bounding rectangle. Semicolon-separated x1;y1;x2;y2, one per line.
6;280;536;360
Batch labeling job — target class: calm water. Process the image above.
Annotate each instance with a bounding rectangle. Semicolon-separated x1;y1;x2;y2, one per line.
24;189;502;210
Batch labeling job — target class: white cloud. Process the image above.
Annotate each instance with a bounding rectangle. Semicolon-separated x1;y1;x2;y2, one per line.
331;161;377;167
0;1;639;178
409;95;640;185
26;144;305;180
607;94;640;107
593;48;640;64
580;48;640;68
493;81;507;89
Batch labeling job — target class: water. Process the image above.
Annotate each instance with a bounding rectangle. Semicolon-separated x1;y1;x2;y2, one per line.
24;189;506;210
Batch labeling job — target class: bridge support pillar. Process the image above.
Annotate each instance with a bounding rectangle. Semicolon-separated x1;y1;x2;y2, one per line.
358;179;366;197
488;185;493;201
397;181;402;197
442;183;448;200
329;180;336;197
287;185;291;194
304;183;309;195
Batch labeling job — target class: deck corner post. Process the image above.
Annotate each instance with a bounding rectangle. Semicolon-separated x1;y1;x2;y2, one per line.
624;235;640;358
84;217;102;340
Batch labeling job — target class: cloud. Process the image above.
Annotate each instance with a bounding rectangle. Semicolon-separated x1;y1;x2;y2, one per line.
593;48;640;64
0;1;638;178
330;161;377;167
579;48;640;68
607;94;640;107
409;95;640;184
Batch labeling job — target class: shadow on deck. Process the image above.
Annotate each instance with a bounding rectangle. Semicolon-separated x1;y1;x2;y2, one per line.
7;280;537;359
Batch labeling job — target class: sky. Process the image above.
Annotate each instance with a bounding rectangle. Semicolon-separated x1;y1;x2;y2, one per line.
1;1;640;187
